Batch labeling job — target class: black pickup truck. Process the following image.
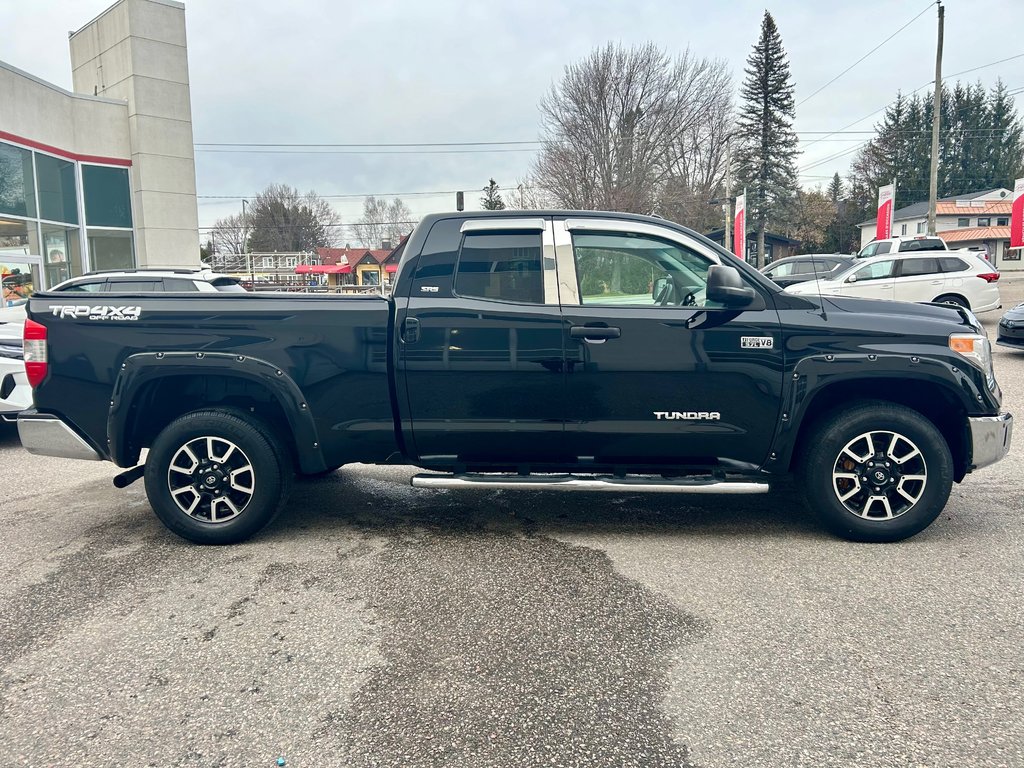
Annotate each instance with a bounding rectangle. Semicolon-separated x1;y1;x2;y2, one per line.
17;211;1012;544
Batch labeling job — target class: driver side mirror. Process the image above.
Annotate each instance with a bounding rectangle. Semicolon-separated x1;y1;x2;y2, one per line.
846;274;858;283
706;264;760;308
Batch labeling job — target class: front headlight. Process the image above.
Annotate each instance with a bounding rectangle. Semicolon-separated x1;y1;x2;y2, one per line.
949;333;995;389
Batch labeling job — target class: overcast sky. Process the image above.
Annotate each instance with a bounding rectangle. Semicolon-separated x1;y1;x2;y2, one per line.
4;0;1023;242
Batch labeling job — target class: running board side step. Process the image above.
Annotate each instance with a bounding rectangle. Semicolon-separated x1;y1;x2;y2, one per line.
411;473;769;494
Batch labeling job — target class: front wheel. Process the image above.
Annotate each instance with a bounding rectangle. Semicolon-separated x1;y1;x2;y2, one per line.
799;401;953;542
144;409;293;544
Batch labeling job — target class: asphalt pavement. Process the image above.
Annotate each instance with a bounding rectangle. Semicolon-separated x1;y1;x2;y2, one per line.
0;283;1022;767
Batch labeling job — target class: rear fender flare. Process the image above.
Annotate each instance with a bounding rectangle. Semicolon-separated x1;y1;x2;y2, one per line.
108;351;326;473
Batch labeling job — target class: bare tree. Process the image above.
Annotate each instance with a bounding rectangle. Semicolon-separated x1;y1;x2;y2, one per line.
210;212;248;256
534;42;733;219
355;196;415;248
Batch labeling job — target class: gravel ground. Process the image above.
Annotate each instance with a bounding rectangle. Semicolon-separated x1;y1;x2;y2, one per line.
0;281;1021;767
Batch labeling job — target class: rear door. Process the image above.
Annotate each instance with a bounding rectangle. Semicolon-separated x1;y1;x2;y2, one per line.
396;217;568;464
892;257;942;302
555;217;784;467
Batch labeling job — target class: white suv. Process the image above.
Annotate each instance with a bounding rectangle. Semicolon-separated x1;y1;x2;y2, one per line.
786;252;1001;312
51;269;245;293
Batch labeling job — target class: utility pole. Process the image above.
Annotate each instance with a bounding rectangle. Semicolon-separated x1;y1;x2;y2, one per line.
242;198;253;285
927;1;944;235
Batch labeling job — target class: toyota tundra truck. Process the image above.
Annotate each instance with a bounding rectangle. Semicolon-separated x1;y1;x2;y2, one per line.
16;211;1013;544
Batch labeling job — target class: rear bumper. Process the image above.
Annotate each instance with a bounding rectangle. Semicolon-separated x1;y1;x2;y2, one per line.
17;412;103;461
968;412;1013;470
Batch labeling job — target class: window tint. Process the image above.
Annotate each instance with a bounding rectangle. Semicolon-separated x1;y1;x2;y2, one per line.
454;231;543;304
939;257;968;273
899;258;938;276
903;238;944;251
60;280;105;292
875;242;891;254
852;260;894;281
107;280;162;292
162;278;200;292
572;231;713;308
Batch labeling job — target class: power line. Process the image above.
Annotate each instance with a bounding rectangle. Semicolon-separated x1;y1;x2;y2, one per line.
796;1;934;108
194;140;542;148
195;147;540;155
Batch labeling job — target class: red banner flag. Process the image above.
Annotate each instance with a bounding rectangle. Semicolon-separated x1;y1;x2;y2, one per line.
1011;178;1024;250
733;193;746;261
876;183;894;240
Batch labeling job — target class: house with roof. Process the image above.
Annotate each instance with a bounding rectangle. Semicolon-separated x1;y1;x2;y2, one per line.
314;238;407;288
857;188;1017;270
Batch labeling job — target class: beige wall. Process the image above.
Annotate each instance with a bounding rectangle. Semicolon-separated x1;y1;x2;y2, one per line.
0;62;130;159
70;0;199;268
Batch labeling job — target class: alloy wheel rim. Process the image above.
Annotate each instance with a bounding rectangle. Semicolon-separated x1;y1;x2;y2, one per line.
167;436;255;523
831;430;927;520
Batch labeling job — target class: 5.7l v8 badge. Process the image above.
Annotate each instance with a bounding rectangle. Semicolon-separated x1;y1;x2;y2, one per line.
741;336;774;349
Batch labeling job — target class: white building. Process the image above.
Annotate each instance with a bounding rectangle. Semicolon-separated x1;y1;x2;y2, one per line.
0;0;199;298
857;188;1017;270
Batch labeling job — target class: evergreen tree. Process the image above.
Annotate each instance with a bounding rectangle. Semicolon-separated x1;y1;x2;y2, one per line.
849;80;1024;208
734;11;799;267
480;179;506;210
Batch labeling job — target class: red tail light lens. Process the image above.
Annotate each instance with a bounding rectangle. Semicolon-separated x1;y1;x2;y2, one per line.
976;272;1000;283
23;319;48;388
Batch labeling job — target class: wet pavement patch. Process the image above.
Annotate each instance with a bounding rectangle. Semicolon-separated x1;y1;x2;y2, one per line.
326;520;703;767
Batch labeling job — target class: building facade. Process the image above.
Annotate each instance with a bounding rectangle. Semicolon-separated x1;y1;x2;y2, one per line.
0;0;199;298
857;188;1017;269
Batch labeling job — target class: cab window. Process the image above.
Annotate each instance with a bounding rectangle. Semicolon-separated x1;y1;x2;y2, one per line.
572;231;714;308
453;231;543;304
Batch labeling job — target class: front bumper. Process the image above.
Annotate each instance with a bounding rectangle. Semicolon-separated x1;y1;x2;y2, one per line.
17;412;103;461
969;412;1013;470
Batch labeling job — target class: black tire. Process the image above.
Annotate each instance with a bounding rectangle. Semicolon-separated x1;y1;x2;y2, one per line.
798;400;953;543
933;293;970;309
144;408;293;544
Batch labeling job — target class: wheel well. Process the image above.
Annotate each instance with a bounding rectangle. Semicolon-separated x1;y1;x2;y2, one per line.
124;374;297;468
790;378;969;481
933;293;970;309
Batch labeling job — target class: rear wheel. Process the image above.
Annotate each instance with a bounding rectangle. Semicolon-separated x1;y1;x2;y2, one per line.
799;401;953;542
933;293;969;309
144;409;292;544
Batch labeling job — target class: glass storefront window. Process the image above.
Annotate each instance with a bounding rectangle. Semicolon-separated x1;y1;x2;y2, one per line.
0;142;37;218
88;229;134;271
41;223;82;284
35;153;78;225
0;216;40;253
83;165;132;228
1;262;41;307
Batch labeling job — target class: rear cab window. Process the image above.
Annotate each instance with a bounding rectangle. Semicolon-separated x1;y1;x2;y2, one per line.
898;238;945;252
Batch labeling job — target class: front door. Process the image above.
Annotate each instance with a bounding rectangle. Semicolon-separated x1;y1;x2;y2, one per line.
841;259;896;300
555;218;784;468
397;217;567;464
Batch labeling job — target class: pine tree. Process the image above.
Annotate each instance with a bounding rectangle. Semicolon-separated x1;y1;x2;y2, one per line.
734;11;799;267
480;179;506;210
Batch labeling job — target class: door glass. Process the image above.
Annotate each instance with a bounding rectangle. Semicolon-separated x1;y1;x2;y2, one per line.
573;231;712;307
454;231;543;303
851;260;894;281
899;258;938;276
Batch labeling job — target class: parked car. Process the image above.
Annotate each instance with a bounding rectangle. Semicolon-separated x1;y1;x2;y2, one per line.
856;234;990;260
786;252;1001;312
51;268;245;293
996;303;1024;350
761;254;856;289
16;211;1011;545
0;307;30;422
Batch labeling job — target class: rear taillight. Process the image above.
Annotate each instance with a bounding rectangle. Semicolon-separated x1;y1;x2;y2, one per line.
23;319;48;388
976;272;1000;283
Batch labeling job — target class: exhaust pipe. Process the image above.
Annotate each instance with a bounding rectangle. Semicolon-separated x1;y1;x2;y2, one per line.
113;464;145;488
